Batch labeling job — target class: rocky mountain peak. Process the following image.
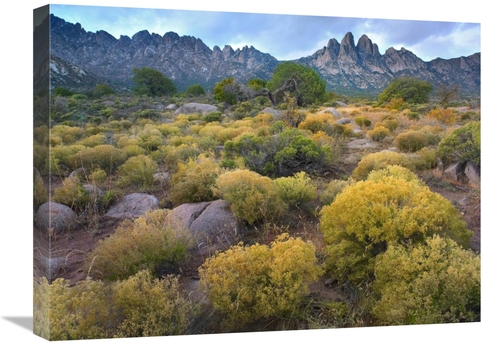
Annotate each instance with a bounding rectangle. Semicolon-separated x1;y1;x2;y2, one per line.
357;34;379;56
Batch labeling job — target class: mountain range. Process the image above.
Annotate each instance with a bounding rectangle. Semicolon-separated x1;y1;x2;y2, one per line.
37;14;480;98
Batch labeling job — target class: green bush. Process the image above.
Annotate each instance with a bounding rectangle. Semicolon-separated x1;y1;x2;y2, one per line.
367;126;390;142
52;176;90;211
372;235;480;325
73;145;127;173
319;178;354;206
111;270;196;337
85;209;193;281
169;154;222;206
354;115;371;127
213;169;286;224
394;130;429;152
437;121;480;166
320;176;472;286
413;147;438;170
274;171;317;208
351;150;416;181
199;233;323;330
117;155;159;191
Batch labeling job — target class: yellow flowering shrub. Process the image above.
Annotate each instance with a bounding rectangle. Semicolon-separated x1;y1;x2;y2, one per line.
213;169;286;224
85;209;193;281
351;150;415;181
372;235;480;325
117;154;158;191
320;177;472;286
274;171;317;208
199;234;323;330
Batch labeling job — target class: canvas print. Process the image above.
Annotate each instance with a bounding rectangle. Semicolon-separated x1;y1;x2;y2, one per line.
33;3;481;341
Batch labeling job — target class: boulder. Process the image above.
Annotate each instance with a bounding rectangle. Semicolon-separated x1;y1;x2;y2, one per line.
261;107;282;118
82;184;104;198
153;172;170;186
105;193;159;219
442;162;464;185
347;138;377;149
68;167;87;180
318;107;341;118
171;200;246;255
174;102;218;116
337;118;351;125
36;201;78;234
464;162;480;188
166;103;178;111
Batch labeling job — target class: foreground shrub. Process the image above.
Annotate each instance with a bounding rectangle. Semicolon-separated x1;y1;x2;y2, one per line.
394;130;429;152
320;177;472;286
199;234;323;330
213;169;286;224
437;121;480;166
112;270;196;337
351;150;415;181
319;178;354;206
274;171;317;208
85;209;193;281
117;155;158;191
372;235;480;325
52;177;90;211
169;154;222;206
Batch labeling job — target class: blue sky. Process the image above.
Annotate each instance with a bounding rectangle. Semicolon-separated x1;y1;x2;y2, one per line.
49;3;480;62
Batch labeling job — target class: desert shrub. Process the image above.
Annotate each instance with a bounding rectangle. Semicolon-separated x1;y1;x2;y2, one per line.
53;177;91;211
122;144;146;157
33;172;48;209
76;133;107;147
46;278;113;340
413;147;438;170
198;233;323;330
73;145;127;173
351;150;416;181
202;111;222;123
405;111;420;120
298;112;336;134
354;115;371;127
367;126;390;142
136;125;163;152
377;115;399;132
51;125;85;144
372;235;480;325
213;169;286;224
366;165;423;185
169;154;222;206
274;171;317;208
320;177;472;286
426;107;458;125
88;168;107;185
112;270;196;337
85;209;193;281
437;121;480;166
50;144;86;173
319;178;354;206
158;123;182;137
117;155;159;191
394;130;429;152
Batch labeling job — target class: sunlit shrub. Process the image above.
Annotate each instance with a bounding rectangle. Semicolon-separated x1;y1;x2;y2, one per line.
367;126;390;142
112;270;196;337
85;209;193;281
199;233;323;330
117;155;159;191
73;145;127;173
50;144;86;173
53;176;90;211
319;178;355;206
136;125;163;152
426;107;458;125
274;171;317;208
354;115;371;127
351;150;416;181
122;144;146;157
320;177;472;286
298;112;335;133
213;169;286;224
169;154;222;206
366;165;424;185
413;147;438;170
394;130;429;152
437;121;480;166
76;134;107;147
372;235;480;325
377;115;399;132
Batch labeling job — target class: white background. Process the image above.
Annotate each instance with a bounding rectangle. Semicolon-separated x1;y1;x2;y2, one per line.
1;1;496;344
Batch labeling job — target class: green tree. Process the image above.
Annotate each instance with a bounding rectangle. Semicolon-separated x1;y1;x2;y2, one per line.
213;77;244;104
378;77;433;104
247;78;267;91
437;121;480;166
131;67;177;97
266;62;327;106
185;83;205;96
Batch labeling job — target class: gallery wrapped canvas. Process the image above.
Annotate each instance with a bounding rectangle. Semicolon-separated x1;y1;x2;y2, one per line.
33;2;481;342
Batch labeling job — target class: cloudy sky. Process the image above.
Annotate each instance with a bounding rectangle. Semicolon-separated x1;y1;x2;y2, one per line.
49;2;480;62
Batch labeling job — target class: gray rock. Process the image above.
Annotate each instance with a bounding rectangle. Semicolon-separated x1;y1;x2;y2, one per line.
172;200;246;255
105;193;159;219
319;107;341;118
68;168;87;180
347;138;377;149
261;107;282;118
337;118;351;125
153;172;170;186
82;184;104;198
174;103;218;116
443;162;464;185
36;202;78;234
166;103;178;110
464;162;480;188
335;101;348;107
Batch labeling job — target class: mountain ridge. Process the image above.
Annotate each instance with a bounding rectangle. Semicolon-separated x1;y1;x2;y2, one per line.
44;14;480;98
